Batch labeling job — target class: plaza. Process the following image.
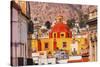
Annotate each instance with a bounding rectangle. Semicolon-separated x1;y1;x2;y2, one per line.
11;0;97;66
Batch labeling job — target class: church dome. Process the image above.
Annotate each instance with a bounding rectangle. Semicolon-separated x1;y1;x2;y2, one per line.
49;22;72;38
51;22;70;32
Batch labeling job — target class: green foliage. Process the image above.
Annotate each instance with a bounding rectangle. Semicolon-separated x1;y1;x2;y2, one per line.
79;14;89;28
45;21;51;29
79;19;86;28
67;19;75;28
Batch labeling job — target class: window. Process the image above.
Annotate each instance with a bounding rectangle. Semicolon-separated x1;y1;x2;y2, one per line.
53;32;57;38
45;43;48;49
63;42;67;48
54;33;56;38
61;34;64;37
60;32;65;38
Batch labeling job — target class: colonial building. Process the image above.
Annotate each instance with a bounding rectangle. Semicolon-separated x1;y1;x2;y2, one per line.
87;6;97;61
32;16;87;56
11;0;33;66
87;6;97;31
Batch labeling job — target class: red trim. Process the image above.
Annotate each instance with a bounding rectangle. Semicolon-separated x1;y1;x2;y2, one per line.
68;59;82;63
53;39;57;50
82;57;89;62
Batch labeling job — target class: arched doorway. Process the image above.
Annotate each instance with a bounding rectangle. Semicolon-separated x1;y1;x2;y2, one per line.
37;39;42;51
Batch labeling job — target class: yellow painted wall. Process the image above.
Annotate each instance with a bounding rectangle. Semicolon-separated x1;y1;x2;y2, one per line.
54;38;85;55
31;38;53;52
31;38;86;55
31;39;38;51
40;38;53;52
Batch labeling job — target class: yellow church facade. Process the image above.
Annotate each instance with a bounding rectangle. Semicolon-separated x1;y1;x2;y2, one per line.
31;16;89;56
31;37;87;55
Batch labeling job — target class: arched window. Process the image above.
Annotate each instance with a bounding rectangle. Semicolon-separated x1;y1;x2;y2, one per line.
45;42;48;49
53;32;57;38
60;32;65;38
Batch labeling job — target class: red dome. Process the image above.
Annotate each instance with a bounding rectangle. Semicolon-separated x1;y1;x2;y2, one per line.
51;22;70;32
49;22;72;38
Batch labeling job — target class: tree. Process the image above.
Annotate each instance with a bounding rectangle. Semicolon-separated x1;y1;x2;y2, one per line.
45;21;51;29
79;15;88;28
67;19;75;28
68;5;89;29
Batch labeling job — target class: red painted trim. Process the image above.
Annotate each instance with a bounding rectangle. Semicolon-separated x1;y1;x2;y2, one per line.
68;59;82;63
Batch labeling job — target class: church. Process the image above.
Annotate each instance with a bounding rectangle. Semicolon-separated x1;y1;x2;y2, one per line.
31;16;87;55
